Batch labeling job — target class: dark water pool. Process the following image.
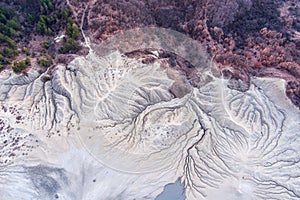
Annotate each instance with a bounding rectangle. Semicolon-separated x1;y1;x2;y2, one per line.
155;178;186;200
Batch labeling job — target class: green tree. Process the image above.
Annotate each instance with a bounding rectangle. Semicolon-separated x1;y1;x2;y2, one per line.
0;54;10;64
12;58;30;73
61;8;71;19
2;47;19;58
40;41;50;49
0;33;17;48
23;47;30;56
37;57;52;67
59;38;79;54
7;19;20;30
41;0;54;14
71;23;79;39
36;15;53;35
24;57;30;65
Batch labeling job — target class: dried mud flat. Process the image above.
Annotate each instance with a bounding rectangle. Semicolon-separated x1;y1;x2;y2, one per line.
0;1;300;200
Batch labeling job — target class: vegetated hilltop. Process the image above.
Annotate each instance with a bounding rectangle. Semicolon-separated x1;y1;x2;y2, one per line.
0;0;299;108
0;0;85;73
66;0;300;108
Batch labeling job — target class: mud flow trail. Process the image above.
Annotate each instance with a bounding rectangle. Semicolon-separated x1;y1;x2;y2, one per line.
0;14;299;200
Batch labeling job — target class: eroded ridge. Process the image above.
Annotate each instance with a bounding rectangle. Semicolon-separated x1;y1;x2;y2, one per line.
183;78;300;200
0;69;77;132
63;50;205;173
64;50;300;198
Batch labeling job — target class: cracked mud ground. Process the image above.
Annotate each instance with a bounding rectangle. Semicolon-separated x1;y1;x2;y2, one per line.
0;1;300;200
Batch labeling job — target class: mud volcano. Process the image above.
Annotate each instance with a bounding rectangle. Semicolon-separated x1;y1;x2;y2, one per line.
0;28;299;200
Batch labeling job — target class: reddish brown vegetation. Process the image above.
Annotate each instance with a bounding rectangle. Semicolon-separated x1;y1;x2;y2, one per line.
1;0;300;108
69;0;300;108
